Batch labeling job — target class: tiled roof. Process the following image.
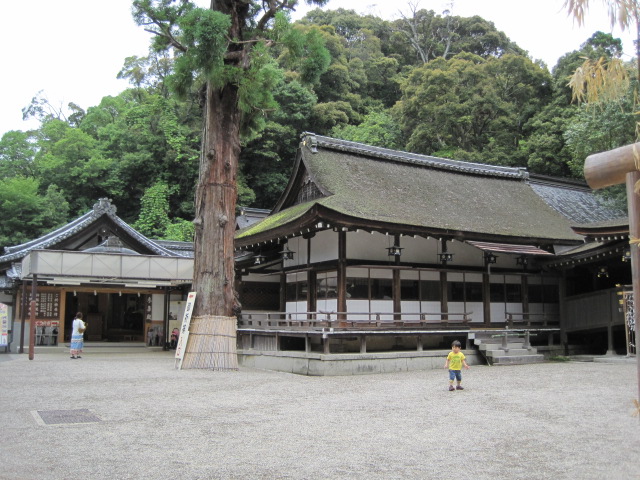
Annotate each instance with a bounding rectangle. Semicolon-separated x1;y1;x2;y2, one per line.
238;134;584;243
528;175;625;224
0;198;182;265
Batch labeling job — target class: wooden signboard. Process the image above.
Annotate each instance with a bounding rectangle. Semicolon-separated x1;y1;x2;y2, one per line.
175;292;196;369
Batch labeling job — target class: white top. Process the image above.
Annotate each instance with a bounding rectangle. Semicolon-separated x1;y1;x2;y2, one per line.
72;318;85;336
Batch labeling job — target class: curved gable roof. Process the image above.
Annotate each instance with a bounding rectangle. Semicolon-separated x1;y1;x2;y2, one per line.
239;134;582;244
0;198;181;265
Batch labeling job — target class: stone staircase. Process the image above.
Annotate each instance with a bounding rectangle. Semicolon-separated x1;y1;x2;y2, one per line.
468;331;545;365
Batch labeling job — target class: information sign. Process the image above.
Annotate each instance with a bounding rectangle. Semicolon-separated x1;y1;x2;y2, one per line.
175;292;196;369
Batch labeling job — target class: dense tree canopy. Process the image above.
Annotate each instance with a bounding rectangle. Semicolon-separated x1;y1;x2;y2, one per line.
0;5;635;252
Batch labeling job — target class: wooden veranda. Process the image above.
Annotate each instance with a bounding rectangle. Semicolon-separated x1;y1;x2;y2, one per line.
237;311;559;355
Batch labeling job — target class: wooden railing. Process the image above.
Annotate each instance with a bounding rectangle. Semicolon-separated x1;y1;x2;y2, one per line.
238;311;472;329
505;312;560;329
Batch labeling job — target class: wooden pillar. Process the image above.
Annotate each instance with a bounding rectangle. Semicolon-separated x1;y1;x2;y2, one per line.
521;275;529;323
482;273;491;326
279;272;286;313
440;271;448;321
585;146;640;401
307;237;316;315
393;269;401;323
163;288;170;350
359;335;367;353
558;271;568;354
28;276;37;360
393;235;402;322
417;335;423;351
337;231;347;323
19;282;27;354
627;170;640;401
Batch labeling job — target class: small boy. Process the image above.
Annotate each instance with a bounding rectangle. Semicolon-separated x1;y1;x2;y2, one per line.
444;340;470;391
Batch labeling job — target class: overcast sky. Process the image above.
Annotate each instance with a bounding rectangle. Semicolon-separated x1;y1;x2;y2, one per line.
1;0;634;138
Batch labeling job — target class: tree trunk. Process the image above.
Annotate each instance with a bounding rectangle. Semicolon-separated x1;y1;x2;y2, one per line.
192;82;241;318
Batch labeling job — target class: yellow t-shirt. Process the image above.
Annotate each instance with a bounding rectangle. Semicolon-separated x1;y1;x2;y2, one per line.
447;351;465;370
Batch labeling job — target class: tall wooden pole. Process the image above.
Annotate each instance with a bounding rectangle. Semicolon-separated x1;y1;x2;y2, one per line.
626;172;640;403
585;147;640;405
28;276;37;360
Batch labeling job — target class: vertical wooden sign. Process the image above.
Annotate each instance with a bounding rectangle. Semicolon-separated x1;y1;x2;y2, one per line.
175;292;196;369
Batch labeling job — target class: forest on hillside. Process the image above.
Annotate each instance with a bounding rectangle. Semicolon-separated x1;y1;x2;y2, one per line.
0;6;636;250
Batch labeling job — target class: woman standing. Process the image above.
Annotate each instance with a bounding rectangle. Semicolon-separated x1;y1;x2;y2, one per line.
70;312;86;359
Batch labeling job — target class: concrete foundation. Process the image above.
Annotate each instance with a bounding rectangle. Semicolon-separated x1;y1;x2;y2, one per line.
238;349;481;376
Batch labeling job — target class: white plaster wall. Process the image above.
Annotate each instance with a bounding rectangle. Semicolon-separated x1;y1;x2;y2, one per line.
370;300;394;320
243;272;281;283
491;303;507;323
151;294;164;321
286;301;308;320
529;303;544;315
420;301;442;315
309;230;339;264
370;268;393;279
347;300;370;320
448;302;466;316
466;302;484;323
317;299;338;314
347;231;391;262
401;301;421;320
283;236;307;270
506;303;523;315
447;240;484;267
394;236;436;264
347;267;369;278
420;270;440;281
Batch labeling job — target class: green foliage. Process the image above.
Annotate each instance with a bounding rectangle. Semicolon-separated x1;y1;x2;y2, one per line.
0;177;68;249
169;8;231;97
5;4;631;244
133;181;172;238
0;130;37;178
396;52;551;165
330;111;403;149
164;218;194;241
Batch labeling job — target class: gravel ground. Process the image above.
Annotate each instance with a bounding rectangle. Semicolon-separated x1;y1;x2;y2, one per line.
0;351;638;480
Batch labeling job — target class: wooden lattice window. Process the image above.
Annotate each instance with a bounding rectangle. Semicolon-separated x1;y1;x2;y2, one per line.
295;177;324;205
240;282;280;310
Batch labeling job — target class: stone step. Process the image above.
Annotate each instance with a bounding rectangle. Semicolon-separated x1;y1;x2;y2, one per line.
484;348;535;357
491;354;545;365
478;342;527;351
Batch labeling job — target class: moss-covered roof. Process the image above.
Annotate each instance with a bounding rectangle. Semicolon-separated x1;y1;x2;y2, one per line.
237;135;587;244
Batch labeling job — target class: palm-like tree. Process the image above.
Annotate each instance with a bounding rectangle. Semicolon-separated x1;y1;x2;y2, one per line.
564;0;640;101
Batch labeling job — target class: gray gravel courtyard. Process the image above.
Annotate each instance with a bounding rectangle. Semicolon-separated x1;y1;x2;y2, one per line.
0;350;638;480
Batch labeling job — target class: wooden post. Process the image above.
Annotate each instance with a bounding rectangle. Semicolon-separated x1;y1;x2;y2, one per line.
583;145;640;403
337;231;347;324
521;276;529;324
279;272;286;313
28;276;37;361
626;172;640;399
359;335;367;354
482;273;491;326
440;271;448;322
393;235;402;322
19;281;27;354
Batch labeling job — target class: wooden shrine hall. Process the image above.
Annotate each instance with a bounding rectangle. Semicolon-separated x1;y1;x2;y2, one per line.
232;133;630;374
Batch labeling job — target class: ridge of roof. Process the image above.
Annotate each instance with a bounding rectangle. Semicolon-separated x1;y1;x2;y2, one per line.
0;198;181;264
301;132;529;180
527;173;591;191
